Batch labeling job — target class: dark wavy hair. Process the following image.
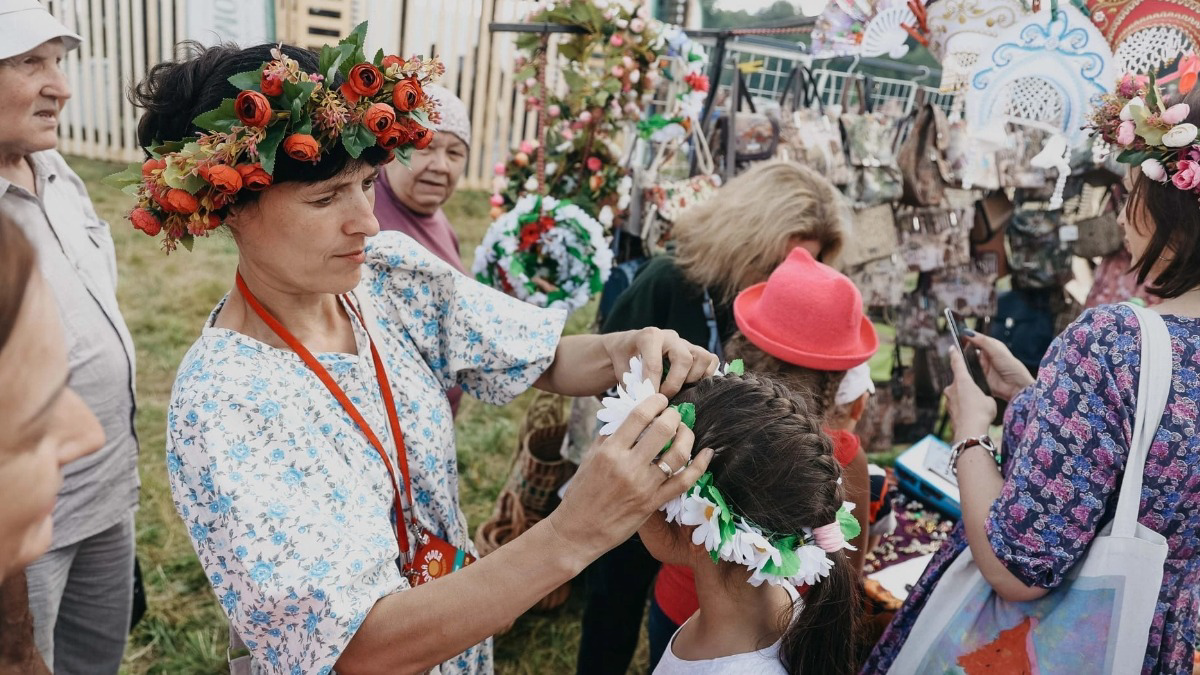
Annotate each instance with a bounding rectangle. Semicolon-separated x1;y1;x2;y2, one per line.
129;41;388;203
1127;85;1200;298
670;373;860;675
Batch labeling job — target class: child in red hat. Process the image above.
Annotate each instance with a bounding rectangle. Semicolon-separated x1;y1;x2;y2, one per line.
650;247;890;662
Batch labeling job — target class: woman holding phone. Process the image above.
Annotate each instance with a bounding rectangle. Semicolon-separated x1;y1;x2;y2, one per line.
863;79;1200;674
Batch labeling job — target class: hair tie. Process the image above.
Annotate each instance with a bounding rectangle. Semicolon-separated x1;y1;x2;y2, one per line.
812;522;847;553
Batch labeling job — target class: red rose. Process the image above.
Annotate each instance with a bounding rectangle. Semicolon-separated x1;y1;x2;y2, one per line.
235;90;273;128
586;156;602;172
261;72;284;97
141;158;166;176
236;163;272;191
283;133;321;162
375;122;406;150
381;55;403;71
340;63;383;104
364;102;397;135
412;126;434;150
199;164;243;195
130;208;161;236
164;189;199;214
392;76;425;112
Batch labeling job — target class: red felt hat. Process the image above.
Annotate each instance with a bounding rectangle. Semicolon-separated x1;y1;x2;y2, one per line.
734;247;878;371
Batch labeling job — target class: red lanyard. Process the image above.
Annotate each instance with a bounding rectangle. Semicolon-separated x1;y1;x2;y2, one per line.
235;272;414;556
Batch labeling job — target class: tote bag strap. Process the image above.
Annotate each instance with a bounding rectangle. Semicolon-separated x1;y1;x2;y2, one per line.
1113;303;1174;538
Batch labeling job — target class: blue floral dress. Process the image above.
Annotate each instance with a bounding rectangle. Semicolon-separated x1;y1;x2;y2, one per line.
864;304;1200;675
166;232;566;675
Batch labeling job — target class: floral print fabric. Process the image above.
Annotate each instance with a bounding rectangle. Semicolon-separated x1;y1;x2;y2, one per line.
864;304;1200;675
166;232;566;675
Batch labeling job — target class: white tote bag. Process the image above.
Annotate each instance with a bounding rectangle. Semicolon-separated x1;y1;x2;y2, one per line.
888;303;1172;674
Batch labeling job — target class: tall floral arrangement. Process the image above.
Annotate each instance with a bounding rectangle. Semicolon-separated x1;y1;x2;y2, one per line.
488;0;667;230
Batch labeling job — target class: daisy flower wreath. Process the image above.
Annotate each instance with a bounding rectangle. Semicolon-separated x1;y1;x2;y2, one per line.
597;356;861;588
472;194;614;312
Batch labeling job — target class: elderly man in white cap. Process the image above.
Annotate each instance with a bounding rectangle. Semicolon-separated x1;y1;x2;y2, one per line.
374;84;472;414
0;2;140;672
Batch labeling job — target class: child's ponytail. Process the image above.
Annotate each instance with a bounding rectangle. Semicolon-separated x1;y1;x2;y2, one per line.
779;551;860;675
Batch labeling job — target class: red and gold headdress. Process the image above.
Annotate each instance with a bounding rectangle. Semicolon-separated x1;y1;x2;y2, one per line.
108;23;444;252
1086;72;1200;194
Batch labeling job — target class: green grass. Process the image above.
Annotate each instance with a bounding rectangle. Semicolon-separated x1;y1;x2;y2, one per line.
70;156;614;674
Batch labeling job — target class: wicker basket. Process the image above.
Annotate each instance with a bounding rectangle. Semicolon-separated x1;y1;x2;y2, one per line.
473;392;576;611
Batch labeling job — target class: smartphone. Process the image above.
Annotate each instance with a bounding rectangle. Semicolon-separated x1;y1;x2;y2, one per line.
944;309;992;395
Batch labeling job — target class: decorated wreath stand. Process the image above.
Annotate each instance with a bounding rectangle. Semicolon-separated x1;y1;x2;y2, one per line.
472;34;595;614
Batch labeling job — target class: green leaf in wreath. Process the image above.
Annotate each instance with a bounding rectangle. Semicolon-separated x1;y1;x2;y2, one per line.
258;123;287;174
227;68;263;92
191;99;239;134
103;164;143;190
180;233;195;252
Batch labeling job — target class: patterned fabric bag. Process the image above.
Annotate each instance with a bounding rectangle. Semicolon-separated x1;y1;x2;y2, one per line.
1008;209;1073;289
846;253;906;308
777;66;852;186
896;98;955;207
842;203;900;268
1067;183;1123;259
894;291;940;348
641;129;722;255
840;77;903;206
930;260;999;317
896;205;972;272
970;191;1012;279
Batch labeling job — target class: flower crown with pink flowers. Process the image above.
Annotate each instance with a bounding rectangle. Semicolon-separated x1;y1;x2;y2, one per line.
107;23;443;253
1086;72;1200;193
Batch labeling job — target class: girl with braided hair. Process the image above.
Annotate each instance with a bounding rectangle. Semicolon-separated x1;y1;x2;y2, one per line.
639;372;860;675
648;247;886;668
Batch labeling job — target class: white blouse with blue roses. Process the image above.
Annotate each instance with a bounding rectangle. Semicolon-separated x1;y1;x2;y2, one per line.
166;231;567;675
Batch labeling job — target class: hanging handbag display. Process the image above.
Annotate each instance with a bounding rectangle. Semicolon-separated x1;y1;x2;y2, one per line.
1007;208;1074;290
896;94;955;207
641;127;722;256
896;205;972;272
889;303;1172;675
846;252;907;308
840;76;904;207
970;191;1012;279
842;202;900;268
777;66;852;186
894;291;940;348
1068;183;1124;259
707;70;781;167
929;259;999;318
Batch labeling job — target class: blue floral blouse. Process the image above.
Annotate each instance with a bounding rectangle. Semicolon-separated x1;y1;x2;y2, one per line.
864;304;1200;675
166;232;566;675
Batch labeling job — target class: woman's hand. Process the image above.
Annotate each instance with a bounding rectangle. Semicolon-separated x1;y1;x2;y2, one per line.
961;332;1035;402
548;394;713;561
945;349;998;441
604;328;719;398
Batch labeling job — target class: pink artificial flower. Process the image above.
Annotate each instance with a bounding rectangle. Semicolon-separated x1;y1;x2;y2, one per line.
490;193;505;207
493;162;506;176
519;139;534;155
579;110;593;124
547;104;561;118
1163;103;1191;125
610;34;624;47
630;18;645;33
612;65;625;78
1172;159;1200;191
1117;120;1137;146
586;156;602;171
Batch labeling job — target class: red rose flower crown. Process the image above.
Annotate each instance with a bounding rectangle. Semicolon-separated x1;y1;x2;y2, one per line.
1086;72;1200;195
107;22;444;252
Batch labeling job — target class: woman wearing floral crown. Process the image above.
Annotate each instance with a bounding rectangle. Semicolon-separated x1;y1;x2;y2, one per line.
120;27;718;675
864;74;1200;674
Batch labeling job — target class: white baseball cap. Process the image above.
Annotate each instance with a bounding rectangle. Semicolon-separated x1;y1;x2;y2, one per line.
835;362;876;406
0;0;81;60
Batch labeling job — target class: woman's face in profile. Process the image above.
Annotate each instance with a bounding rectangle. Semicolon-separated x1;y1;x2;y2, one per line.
0;276;104;581
227;162;381;296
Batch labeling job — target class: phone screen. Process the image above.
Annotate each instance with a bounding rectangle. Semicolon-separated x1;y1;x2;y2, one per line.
944;309;991;395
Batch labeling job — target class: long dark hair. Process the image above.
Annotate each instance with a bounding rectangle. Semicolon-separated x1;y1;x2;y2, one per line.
0;215;37;353
129;41;388;205
1127;85;1200;299
671;373;860;675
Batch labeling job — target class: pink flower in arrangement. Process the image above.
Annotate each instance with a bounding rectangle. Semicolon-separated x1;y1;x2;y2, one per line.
1163;103;1191;125
547;104;561;118
519;139;535;155
1117;120;1136;146
525;77;537;90
623;55;635;69
630;18;645;33
586;156;602;171
1172;159;1200;191
612;65;625;78
610;34;624;47
579;110;593;124
490;193;505;207
493;162;506;176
